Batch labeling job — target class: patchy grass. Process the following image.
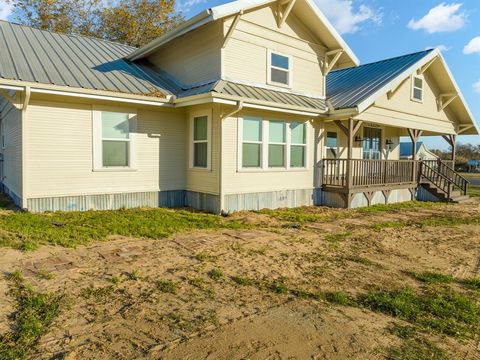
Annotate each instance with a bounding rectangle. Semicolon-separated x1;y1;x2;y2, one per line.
359;287;480;339
461;277;480;291
324;232;351;244
81;285;116;301
207;268;223;280
156;279;178;294
0;207;246;251
407;271;454;284
231;276;254;286
387;338;448;360
468;185;480;198
389;323;417;339
0;273;64;359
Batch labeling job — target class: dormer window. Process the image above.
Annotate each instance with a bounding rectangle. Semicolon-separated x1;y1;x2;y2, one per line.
412;76;423;102
268;50;291;87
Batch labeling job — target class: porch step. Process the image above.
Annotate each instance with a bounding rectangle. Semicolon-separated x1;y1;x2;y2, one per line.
421;183;470;203
450;195;471;203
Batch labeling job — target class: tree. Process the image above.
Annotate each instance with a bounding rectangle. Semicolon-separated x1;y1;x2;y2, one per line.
6;0;184;47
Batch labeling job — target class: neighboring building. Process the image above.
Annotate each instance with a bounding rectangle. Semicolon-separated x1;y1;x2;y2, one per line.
0;0;477;212
400;142;438;161
467;160;480;172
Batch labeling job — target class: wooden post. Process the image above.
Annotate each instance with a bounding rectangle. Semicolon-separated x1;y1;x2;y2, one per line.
408;129;423;183
442;134;457;167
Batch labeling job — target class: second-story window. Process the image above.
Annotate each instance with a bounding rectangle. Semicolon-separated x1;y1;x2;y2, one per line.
269;51;291;87
412;76;423;102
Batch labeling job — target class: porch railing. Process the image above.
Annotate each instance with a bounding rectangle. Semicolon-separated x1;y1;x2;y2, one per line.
322;159;416;189
420;160;468;195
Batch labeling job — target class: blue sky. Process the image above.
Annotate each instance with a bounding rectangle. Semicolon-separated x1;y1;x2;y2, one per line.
175;0;480;150
0;0;478;150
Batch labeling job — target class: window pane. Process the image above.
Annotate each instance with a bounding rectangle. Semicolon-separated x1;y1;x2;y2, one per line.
243;118;262;142
291;145;305;168
413;88;422;100
414;77;423;89
271;68;288;85
102;112;129;139
291;122;306;144
269;121;285;143
194;116;208;141
194;142;208;167
103;140;128;167
271;53;289;70
326;132;337;148
268;144;285;167
243;143;261;167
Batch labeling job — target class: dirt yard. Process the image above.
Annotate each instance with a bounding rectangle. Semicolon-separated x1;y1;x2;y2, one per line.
1;200;480;359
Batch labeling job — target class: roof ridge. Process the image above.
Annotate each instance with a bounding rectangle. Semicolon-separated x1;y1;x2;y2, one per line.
0;19;136;50
330;49;434;73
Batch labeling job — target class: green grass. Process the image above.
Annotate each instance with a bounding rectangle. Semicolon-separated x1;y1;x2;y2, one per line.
324;232;351;244
207;268;223;280
468;185;480;198
389;323;417;339
407;271;454;284
0;207;246;251
359;287;480;339
231;275;254;286
387;338;448;360
0;273;64;359
461;277;480;290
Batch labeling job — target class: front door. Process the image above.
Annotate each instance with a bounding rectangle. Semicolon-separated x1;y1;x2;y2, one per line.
363;127;382;160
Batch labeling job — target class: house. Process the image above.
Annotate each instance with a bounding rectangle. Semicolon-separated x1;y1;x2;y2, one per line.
0;0;477;213
467;160;480;173
399;142;438;161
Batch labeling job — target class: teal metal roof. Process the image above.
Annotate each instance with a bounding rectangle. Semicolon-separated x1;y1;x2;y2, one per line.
327;50;434;110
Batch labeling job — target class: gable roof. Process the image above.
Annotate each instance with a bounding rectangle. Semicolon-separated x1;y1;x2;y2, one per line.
326;50;433;110
0;21;176;97
126;0;359;68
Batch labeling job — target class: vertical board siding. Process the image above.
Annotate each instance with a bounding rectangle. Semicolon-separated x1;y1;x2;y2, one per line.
26;100;186;198
416;187;441;202
0;100;22;201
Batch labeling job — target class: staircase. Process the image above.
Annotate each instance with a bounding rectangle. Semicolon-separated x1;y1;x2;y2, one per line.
419;160;471;203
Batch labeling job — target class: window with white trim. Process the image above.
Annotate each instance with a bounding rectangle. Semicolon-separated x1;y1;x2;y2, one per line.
93;110;136;170
268;51;291;87
242;117;262;168
240;118;307;170
412;76;423;102
290;122;306;167
192;115;209;168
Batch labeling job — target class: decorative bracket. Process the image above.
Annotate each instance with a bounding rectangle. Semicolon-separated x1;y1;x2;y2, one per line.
438;93;457;112
323;49;343;76
387;77;408;100
0;87;30;111
222;11;243;49
277;0;296;28
417;56;438;75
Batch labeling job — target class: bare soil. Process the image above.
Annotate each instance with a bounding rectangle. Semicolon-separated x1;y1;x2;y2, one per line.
1;200;480;359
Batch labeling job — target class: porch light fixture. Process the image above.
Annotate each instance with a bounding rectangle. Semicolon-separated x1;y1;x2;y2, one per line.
385;138;394;150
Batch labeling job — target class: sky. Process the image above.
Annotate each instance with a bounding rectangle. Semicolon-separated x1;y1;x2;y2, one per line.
0;0;479;150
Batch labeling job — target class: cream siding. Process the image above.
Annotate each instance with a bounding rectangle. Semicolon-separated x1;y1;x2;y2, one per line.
223;4;325;97
147;21;223;86
361;73;458;134
222;109;318;195
0;99;22;199
25;100;186;198
185;104;220;195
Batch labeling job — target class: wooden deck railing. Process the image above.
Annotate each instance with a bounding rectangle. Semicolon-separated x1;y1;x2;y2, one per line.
322;159;416;189
420;160;468;195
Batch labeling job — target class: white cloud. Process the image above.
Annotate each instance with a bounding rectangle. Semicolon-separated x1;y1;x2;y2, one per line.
408;3;466;33
177;0;206;14
474;80;480;94
425;45;450;52
315;0;383;34
0;1;13;21
464;36;480;55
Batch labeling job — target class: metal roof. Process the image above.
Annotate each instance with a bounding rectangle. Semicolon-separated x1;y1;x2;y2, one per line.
0;21;176;96
326;50;433;110
179;80;326;111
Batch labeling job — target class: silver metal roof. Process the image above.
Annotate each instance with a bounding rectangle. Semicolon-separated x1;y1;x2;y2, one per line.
179;80;326;111
0;21;176;96
327;50;433;110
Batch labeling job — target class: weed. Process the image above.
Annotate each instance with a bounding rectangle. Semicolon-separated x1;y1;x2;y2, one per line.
389;323;417;339
346;256;375;266
127;270;141;281
371;221;406;230
269;277;289;294
387;338;447;360
156;279;178;294
324;291;351;305
35;270;54;280
231;276;253;286
194;252;212;262
461;277;480;290
208;268;223;280
81;285;115;301
110;275;121;286
324;232;351;244
0;275;64;359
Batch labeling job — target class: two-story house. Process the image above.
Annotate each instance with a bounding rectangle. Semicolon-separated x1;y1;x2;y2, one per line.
0;0;477;213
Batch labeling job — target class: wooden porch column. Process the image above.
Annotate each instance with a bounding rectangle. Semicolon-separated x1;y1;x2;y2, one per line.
407;129;423;183
442;134;457;166
335;118;362;190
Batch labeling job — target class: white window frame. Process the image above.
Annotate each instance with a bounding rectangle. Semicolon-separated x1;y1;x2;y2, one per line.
238;117;308;172
1;119;5;150
190;111;211;170
268;120;287;168
411;75;424;103
290;121;307;168
267;49;292;88
92;108;137;172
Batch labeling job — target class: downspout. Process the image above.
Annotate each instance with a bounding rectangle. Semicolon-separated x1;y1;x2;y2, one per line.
219;100;243;215
21;86;31;210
